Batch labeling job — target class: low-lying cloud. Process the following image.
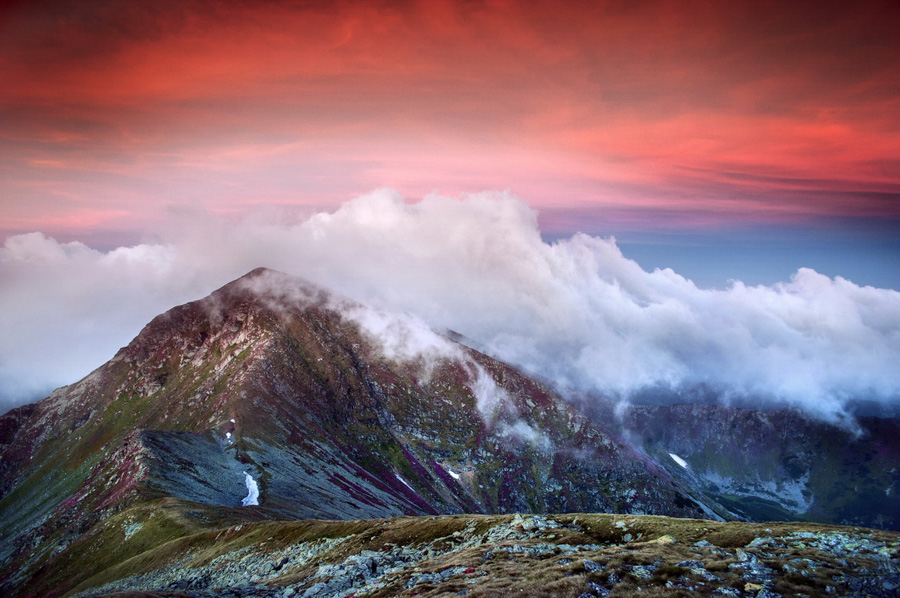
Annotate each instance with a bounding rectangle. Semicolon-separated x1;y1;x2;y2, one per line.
238;268;515;421
2;189;899;422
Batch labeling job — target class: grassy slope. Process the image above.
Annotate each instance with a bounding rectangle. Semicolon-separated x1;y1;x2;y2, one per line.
10;497;896;598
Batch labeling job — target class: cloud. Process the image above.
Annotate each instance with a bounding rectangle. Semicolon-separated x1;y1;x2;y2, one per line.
4;0;900;242
498;420;553;454
0;232;199;404
237;269;515;421
2;189;899;423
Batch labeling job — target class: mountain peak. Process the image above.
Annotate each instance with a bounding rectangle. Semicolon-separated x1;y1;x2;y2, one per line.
117;269;339;364
201;268;349;320
243;266;281;278
1;268;718;592
3;268;899;596
228;266;307;291
210;267;324;300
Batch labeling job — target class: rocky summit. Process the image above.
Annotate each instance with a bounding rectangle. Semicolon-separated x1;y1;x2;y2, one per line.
1;268;898;597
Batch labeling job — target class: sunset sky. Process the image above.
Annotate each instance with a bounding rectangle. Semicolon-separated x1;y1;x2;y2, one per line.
2;0;900;411
2;0;898;286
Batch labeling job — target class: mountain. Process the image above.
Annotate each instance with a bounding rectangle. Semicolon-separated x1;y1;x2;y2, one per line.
0;268;714;595
618;403;900;530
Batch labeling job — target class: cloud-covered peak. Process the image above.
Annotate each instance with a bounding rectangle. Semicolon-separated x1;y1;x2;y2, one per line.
2;189;898;422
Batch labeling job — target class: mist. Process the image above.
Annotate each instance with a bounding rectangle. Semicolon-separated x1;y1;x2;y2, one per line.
2;189;898;422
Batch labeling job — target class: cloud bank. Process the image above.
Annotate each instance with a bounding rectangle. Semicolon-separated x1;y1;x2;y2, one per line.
2;189;899;421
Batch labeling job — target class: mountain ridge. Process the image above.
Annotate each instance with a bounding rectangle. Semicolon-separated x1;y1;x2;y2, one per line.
2;268;721;595
618;401;900;529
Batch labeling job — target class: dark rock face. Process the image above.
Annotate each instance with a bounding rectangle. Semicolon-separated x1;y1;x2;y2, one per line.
0;269;710;594
619;403;900;530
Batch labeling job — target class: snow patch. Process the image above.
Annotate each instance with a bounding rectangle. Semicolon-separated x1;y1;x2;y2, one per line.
394;473;414;492
447;469;461;480
241;471;259;506
230;418;236;423
669;453;688;468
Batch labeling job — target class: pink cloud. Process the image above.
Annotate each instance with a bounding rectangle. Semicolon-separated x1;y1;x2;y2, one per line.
0;0;898;236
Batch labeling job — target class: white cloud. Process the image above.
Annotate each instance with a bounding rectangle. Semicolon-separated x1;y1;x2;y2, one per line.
0;233;195;404
340;303;460;366
499;420;553;453
467;363;510;420
2;189;899;423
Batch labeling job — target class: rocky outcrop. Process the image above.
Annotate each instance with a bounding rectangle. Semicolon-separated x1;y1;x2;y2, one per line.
62;511;900;598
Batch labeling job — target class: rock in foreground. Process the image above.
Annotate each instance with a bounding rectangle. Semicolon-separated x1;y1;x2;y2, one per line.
37;501;900;598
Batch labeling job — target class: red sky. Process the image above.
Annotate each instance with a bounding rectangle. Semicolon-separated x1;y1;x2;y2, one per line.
1;0;899;243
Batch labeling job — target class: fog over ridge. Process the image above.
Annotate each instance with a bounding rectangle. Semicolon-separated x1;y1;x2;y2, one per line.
1;188;898;422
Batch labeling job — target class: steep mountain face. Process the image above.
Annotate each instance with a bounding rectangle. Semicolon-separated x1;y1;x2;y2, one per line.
0;268;712;593
620;403;900;530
